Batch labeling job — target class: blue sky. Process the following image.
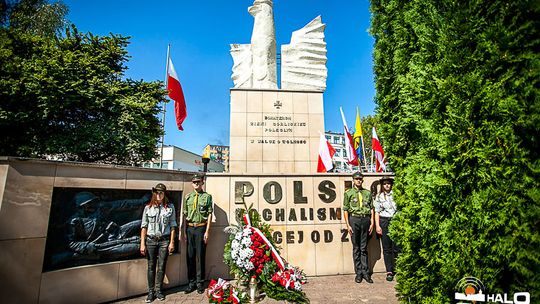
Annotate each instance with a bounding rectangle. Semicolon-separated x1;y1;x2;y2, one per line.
63;0;376;155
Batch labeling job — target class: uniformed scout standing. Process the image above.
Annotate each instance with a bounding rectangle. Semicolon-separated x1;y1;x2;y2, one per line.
374;176;399;281
140;183;177;302
343;172;374;284
182;174;213;294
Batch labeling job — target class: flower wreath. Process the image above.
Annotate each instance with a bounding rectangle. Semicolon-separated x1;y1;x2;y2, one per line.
215;205;309;304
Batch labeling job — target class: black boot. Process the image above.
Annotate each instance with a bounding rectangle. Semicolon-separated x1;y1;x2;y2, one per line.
145;291;155;303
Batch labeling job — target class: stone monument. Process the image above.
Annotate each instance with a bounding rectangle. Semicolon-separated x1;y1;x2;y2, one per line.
229;0;328;174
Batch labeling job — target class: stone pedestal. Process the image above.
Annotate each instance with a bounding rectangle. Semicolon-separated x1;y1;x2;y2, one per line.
229;89;325;174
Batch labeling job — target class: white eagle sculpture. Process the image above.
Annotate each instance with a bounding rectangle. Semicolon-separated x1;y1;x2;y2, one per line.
230;0;327;92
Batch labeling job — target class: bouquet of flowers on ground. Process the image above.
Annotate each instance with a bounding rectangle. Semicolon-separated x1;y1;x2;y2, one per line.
207;278;245;304
271;265;307;291
222;204;309;303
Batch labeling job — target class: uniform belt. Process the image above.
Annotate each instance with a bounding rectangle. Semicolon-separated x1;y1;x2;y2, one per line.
187;222;207;227
351;213;371;218
147;234;170;241
379;216;393;220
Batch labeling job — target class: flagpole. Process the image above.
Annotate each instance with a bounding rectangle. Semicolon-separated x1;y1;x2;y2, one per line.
370;148;374;172
159;44;170;169
357;107;370;173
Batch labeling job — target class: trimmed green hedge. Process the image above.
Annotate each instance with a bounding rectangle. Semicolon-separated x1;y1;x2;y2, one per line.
370;0;539;302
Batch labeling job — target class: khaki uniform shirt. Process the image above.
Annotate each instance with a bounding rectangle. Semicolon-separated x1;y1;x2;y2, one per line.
183;191;213;223
343;186;372;216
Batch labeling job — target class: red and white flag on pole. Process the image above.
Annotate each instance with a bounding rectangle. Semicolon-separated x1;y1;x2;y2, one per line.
340;107;359;166
317;132;336;172
167;57;186;131
372;127;386;172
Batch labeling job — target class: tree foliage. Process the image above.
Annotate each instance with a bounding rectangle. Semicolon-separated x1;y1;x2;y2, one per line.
1;0;68;37
0;1;166;165
371;0;539;302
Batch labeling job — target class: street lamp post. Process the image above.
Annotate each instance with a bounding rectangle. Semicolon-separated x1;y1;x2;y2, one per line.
202;156;210;172
202;146;211;172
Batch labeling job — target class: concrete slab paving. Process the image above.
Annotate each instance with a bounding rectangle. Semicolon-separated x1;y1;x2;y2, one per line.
113;273;398;304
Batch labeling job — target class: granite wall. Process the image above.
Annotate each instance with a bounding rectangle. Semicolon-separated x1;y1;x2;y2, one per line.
0;157;391;303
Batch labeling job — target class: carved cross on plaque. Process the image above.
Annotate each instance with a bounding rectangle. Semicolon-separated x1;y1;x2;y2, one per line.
274;100;282;109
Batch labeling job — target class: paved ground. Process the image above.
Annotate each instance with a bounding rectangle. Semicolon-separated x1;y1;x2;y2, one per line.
114;273;398;304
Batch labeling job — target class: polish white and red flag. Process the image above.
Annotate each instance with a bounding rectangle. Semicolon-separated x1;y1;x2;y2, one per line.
372;127;387;172
167;57;186;131
317;132;336;172
340;107;359;166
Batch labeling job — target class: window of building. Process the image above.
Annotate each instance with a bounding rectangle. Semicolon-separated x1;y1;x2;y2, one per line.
333;137;340;144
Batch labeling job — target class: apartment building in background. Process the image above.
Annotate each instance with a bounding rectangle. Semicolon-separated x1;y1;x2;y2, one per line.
141;145;225;172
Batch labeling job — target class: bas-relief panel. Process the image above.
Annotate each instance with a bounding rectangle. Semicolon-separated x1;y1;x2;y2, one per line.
42;188;182;272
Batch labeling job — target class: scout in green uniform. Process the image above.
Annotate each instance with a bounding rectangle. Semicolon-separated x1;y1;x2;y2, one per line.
343;171;374;284
182;174;213;294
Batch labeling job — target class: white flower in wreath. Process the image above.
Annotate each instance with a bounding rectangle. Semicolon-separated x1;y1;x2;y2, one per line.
242;228;252;237
241;236;252;246
243;248;254;258
294;281;301;291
